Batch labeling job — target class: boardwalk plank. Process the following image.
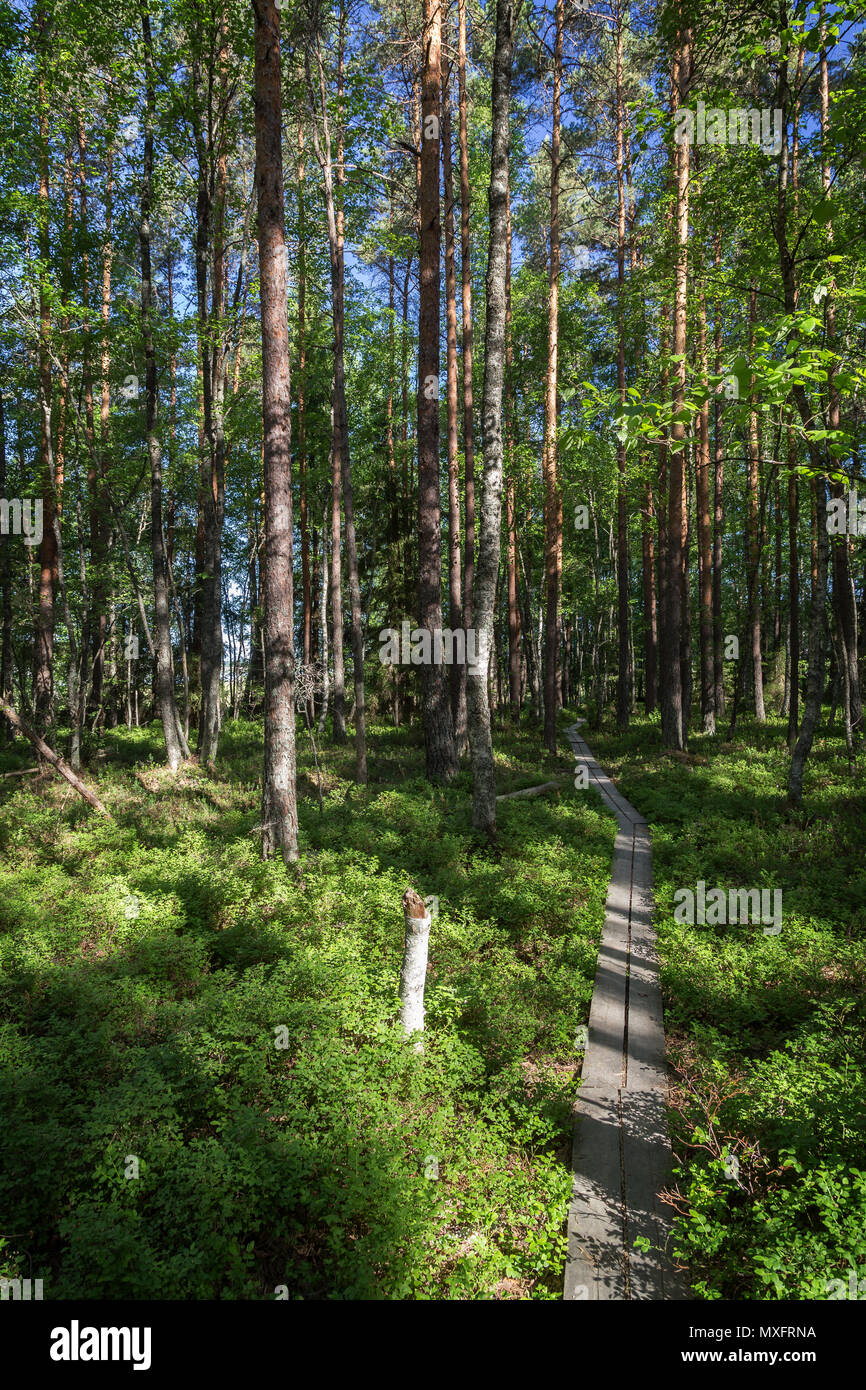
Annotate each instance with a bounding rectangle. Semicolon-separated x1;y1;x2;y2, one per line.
564;722;686;1301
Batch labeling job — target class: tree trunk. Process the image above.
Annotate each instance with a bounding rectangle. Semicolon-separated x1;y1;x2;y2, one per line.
662;35;688;750
306;11;365;779
0;696;112;818
696;286;715;732
747;283;766;722
34;4;55;732
318;499;330;734
542;0;563;754
417;0;457;782
0;393;12;740
298;121;312;673
819;21;861;740
254;0;299;861
399;888;431;1050
614;0;630;731
140;1;183;772
442;53;468;753
787;422;800;746
712;232;725;718
466;0;515;835
458;0;475;645
642;480;657;713
505;174;522;718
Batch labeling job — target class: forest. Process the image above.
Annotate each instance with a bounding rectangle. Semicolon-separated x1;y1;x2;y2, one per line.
0;0;864;1307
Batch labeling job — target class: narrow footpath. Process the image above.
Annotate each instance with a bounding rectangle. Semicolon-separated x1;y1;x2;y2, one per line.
563;720;686;1301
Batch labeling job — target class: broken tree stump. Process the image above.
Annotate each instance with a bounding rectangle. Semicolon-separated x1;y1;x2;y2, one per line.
400;887;431;1051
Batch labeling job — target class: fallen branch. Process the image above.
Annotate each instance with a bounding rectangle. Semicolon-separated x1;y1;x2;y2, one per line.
0;766;39;779
495;779;567;802
0;698;112;818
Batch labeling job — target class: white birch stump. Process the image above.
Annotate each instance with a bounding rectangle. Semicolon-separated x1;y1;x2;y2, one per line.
400;888;431;1051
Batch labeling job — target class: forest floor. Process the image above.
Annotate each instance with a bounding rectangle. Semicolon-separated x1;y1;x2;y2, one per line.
0;716;612;1300
0;709;863;1300
594;713;866;1299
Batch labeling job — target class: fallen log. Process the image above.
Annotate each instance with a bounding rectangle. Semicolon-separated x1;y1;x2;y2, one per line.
0;697;112;818
495;778;568;802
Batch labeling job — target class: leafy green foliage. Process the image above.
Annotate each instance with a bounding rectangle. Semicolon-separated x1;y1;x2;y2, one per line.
0;719;613;1300
595;715;866;1300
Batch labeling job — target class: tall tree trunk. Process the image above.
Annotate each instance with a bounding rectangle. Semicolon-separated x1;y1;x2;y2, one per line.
747;283;766;722
193;22;229;767
505;173;522;717
681;432;692;730
614;0;630;730
641;480;658;714
254;0;299;860
696;286;715;732
787;420;800;747
662;34;688;750
712;232;725;719
34;4;55;732
98;103;114;726
657;301;670;724
442;52;467;752
306;9;366;780
298;120;312;671
76;117;107;730
467;0;515;835
0;392;12;740
819;17;861;740
139;1;182;771
458;0;475;642
417;0;457;782
542;0;563;754
318;500;330;734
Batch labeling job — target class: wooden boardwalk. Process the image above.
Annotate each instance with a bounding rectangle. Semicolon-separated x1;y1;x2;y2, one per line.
563;721;686;1301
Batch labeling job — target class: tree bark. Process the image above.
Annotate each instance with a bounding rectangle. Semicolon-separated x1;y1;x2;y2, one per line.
298;121;312;672
466;0;516;834
542;0;563;754
712;232;725;719
458;0;475;642
0;393;12;739
442;53;467;752
34;3;55;732
417;0;457;782
696;286;715;732
140;1;183;772
400;888;430;1050
505;172;522;717
747;283;766;722
614;0;630;731
642;480;657;713
254;0;299;861
662;35;688;750
305;9;366;779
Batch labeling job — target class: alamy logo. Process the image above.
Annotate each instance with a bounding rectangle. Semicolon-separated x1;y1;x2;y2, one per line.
674;101;782;157
0;498;42;546
0;1277;44;1299
826;1272;866;1300
49;1321;152;1372
379;622;486;670
674;880;782;935
826;490;866;536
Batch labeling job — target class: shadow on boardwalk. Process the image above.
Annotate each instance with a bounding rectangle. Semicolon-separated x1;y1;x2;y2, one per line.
563;722;688;1302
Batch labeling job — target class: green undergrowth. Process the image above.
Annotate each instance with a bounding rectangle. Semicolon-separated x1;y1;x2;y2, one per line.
593;712;866;1300
0;717;613;1300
